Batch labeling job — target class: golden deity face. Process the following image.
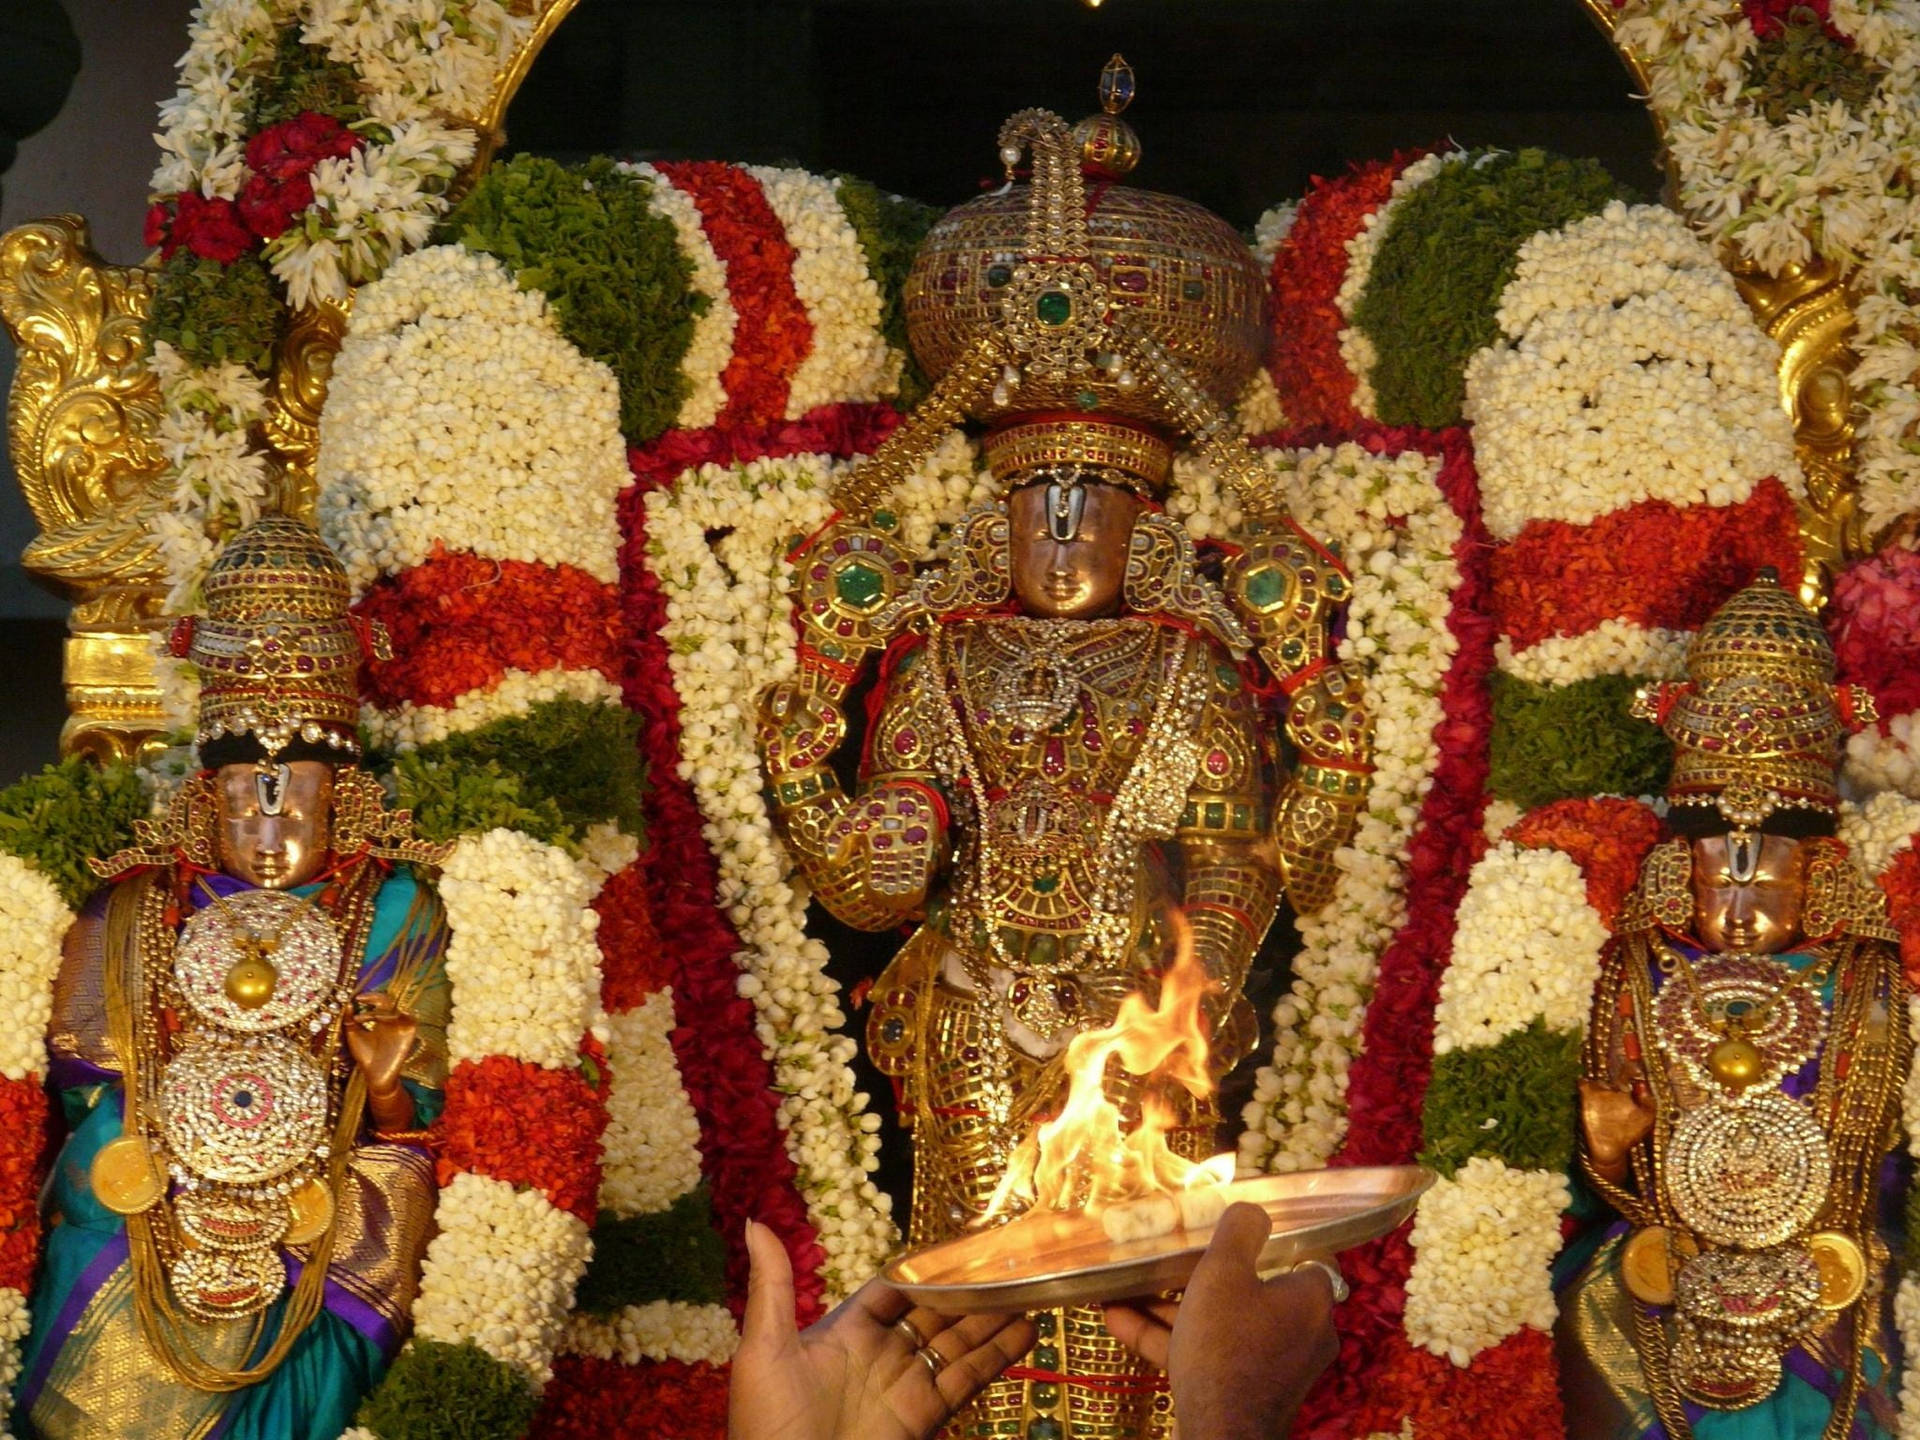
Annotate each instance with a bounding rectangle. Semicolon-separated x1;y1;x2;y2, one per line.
215;761;336;889
1007;480;1140;619
1690;832;1808;955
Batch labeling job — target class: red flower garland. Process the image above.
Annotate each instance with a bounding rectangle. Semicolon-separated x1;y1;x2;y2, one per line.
651;163;814;429
353;548;623;711
628;402;902;487
436;1054;610;1225
1510;798;1665;929
147;111;362;260
1349;1326;1566;1440
595;862;673;1013
533;1355;729;1439
1267;151;1433;432
0;1075;47;1295
619;450;830;1325
1880;847;1920;994
1490;479;1802;651
1253;424;1496;1439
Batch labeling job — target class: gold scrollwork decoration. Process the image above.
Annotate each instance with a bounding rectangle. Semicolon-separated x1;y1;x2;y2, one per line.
0;215;169;594
262;296;352;522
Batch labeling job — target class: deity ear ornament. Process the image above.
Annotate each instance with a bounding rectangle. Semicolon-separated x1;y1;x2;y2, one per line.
1121;510;1249;654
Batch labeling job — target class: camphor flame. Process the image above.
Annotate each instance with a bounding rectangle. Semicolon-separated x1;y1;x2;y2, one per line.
981;910;1238;1223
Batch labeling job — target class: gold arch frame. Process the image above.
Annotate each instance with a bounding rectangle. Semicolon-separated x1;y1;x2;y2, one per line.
0;0;1867;758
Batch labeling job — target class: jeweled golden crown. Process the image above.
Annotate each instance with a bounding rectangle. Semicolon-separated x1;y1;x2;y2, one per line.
1633;571;1875;824
900;57;1267;501
172;516;388;758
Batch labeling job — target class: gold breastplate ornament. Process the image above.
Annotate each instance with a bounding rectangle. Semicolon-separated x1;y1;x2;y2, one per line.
86;865;383;1395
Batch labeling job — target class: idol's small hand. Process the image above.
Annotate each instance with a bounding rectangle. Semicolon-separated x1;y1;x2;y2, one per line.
1579;1079;1654;1174
345;996;418;1098
1102;1203;1338;1440
729;1220;1037;1440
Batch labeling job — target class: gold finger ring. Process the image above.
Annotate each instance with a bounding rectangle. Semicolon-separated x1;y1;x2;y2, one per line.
915;1344;946;1380
893;1316;927;1349
1290;1258;1349;1304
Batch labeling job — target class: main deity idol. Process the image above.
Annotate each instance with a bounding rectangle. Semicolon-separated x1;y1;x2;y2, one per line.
756;64;1371;1439
13;518;450;1440
1566;573;1907;1440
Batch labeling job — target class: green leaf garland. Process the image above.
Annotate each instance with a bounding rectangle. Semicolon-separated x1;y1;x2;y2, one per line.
353;1339;539;1440
1420;1020;1584;1178
437;155;706;444
147;250;284;373
0;759;148;910
390;751;575;853
1353;148;1629;429
833;175;941;406
1488;671;1672;811
574;1186;729;1312
246;27;365;131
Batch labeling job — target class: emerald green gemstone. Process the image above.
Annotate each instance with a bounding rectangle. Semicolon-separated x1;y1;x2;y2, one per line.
1029;1383;1061;1409
1242;565;1287;610
872;509;897;530
1074;390;1100;410
1035;290;1073;326
1029;934;1058;967
1027;1421;1064;1440
1033;873;1059;895
1033;1312;1057;1337
1204;801;1227;829
1280;638;1305;661
833;560;885;610
1032;1345;1061;1371
1327;702;1347;720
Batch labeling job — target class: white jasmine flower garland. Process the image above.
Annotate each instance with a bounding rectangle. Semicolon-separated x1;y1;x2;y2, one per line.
1402;1157;1570;1365
437;827;604;1071
0;853;77;1083
597;992;705;1218
1495;620;1691;689
317;245;630;594
561;1300;739;1368
1431;845;1609;1055
360;667;624;751
1236;442;1463;1174
1464;202;1801;542
409;1171;594;1386
746;166;901;417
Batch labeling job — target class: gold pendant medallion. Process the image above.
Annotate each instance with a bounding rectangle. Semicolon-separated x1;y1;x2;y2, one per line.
169;1242;287;1321
1620;1225;1697;1305
1671;1246;1823;1409
283;1176;336;1246
174;889;341;1034
89;1135;165;1215
1807;1231;1867;1310
159;1033;330;1186
175;1189;292;1252
1665;1092;1831;1249
1652;955;1825;1095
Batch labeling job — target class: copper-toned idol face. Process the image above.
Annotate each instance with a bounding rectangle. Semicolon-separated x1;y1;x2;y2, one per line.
1007;480;1140;620
215;761;336;889
1689;832;1809;955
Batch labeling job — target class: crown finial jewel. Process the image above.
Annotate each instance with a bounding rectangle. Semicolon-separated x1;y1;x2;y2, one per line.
1075;56;1142;180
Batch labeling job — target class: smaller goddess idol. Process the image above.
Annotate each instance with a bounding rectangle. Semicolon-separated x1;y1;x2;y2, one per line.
1567;572;1907;1440
13;517;450;1440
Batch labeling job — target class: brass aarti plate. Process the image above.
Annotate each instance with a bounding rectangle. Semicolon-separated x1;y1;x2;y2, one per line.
884;1165;1434;1314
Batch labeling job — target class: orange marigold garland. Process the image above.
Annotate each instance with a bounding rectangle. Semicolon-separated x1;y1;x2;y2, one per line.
0;1076;46;1295
436;1052;612;1226
353;548;624;711
1490;479;1802;651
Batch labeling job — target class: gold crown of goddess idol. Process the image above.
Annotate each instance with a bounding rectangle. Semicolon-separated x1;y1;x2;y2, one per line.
832;57;1274;518
168;515;390;760
1632;570;1877;832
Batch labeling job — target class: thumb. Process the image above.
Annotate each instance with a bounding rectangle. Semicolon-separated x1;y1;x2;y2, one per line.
742;1219;800;1349
1191;1202;1271;1291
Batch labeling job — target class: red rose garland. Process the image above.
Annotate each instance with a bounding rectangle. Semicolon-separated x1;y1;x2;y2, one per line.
594;862;674;1013
352;548;624;711
1881;847;1920;994
1830;545;1920;723
147;111;363;262
437;1054;611;1226
1489;479;1802;651
651;163;814;429
1350;1326;1565;1440
1267;151;1432;431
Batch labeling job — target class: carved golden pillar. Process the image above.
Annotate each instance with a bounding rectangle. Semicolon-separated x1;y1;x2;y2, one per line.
0;216;172;761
